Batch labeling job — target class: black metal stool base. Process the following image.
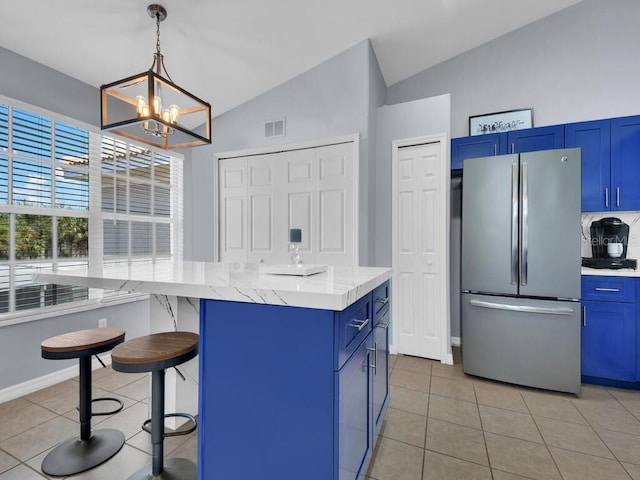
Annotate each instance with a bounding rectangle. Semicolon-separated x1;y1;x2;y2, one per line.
41;428;125;476
142;413;197;437
76;396;125;417
127;457;197;480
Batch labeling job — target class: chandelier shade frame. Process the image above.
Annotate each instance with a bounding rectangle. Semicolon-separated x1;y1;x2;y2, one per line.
99;4;212;150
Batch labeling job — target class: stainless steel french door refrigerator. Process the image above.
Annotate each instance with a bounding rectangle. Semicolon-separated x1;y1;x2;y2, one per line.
461;148;581;394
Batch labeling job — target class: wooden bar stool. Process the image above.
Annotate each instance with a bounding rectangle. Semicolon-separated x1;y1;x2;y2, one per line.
40;327;126;476
111;332;199;480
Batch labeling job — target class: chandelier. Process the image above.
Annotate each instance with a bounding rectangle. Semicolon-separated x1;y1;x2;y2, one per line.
100;4;211;149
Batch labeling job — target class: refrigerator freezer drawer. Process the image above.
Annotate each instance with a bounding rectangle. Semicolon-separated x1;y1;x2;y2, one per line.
462;293;581;394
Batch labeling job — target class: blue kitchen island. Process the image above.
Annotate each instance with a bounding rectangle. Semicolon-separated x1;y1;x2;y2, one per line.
34;261;392;480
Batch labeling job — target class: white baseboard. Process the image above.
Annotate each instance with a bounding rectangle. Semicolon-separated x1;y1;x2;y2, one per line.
451;336;461;347
0;353;112;405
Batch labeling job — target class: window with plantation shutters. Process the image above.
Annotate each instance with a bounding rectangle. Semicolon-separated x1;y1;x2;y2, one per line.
100;139;181;269
0;97;183;320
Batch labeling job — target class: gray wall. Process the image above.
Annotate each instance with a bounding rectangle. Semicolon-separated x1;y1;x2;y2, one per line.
0;46;151;391
0;46;98;127
374;95;451;267
0;302;150;390
387;0;640;137
186;40;385;266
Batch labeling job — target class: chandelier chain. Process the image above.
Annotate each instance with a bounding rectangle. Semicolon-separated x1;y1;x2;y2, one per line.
155;12;162;59
150;9;175;83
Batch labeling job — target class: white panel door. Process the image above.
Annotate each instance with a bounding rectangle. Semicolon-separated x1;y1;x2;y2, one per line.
218;139;356;267
316;143;353;266
247;156;278;263
282;149;315;263
218;158;247;263
394;140;449;361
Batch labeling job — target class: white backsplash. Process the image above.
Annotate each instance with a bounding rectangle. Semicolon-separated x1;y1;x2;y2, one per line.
581;212;640;260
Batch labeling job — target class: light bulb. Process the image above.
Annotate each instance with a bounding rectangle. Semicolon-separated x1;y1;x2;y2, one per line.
162;109;171;122
135;95;147;116
153;96;162;116
142;105;150;117
169;105;179;124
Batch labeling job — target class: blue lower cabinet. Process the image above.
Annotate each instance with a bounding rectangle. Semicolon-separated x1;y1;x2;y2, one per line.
372;308;390;439
581;300;636;383
337;336;372;480
199;281;390;480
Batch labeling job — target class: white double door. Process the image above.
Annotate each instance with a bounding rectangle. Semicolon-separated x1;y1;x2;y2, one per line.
219;141;355;265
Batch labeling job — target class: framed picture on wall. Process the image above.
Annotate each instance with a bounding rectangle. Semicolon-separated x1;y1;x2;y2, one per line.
469;108;533;136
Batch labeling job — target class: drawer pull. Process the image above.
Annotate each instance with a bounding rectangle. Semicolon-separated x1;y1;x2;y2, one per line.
594;288;619;292
348;318;370;331
376;297;389;306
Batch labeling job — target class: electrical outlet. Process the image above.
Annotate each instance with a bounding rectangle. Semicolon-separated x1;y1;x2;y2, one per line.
98;318;107;328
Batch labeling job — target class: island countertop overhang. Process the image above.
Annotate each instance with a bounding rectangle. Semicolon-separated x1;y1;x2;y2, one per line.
33;262;393;311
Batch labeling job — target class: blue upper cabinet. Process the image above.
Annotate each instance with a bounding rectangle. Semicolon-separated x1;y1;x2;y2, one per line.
451;125;564;170
507;125;564;153
611;116;640;211
451;133;506;170
565;120;611;212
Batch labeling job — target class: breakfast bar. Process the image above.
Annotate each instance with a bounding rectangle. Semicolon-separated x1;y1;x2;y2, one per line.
34;261;392;480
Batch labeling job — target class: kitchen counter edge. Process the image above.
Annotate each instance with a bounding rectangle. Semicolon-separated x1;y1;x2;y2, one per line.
33;263;393;312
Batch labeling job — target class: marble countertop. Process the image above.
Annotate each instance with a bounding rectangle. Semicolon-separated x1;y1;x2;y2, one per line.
33;262;392;311
581;267;640;277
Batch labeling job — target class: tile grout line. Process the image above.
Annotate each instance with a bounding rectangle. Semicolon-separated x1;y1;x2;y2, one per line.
471;378;494;479
420;359;432;480
522;392;566;480
570;386;640;472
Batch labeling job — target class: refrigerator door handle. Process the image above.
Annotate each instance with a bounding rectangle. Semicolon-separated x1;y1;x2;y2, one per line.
469;299;574;316
511;163;519;285
520;162;529;286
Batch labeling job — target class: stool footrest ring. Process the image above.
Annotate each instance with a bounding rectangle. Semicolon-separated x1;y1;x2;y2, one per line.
76;396;125;417
142;413;197;437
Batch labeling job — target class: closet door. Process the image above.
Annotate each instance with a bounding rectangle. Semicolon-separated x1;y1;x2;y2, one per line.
314;143;354;266
218;158;247;263
218;141;355;266
246;156;279;264
282;148;316;264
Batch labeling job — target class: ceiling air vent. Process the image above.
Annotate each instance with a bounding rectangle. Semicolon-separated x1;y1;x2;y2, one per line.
264;118;286;138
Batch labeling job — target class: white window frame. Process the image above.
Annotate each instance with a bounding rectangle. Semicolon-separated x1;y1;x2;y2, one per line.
0;95;184;326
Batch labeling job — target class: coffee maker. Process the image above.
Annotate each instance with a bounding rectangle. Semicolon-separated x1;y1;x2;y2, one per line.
582;217;637;269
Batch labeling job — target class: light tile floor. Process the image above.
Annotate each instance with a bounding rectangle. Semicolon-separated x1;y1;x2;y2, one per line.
2;349;640;479
0;367;196;480
367;349;640;480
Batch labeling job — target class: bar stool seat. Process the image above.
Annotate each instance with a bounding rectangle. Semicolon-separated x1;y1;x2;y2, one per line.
41;327;126;477
112;332;199;480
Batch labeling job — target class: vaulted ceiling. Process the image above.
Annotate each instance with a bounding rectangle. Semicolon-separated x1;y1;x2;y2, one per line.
0;0;582;117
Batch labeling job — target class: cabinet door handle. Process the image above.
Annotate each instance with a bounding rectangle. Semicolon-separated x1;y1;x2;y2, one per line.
605;188;609;208
349;318;369;331
493;144;498;156
367;343;378;374
582;306;587;327
594;287;619;292
511;143;515;154
616;187;620;207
